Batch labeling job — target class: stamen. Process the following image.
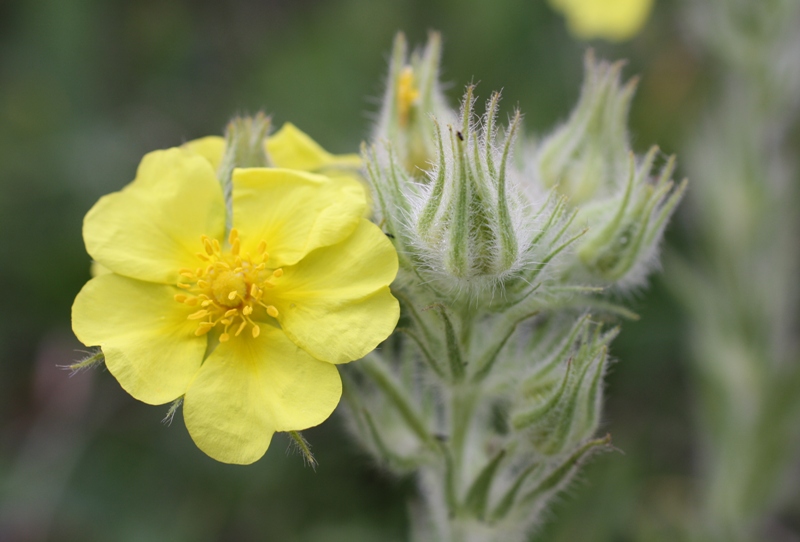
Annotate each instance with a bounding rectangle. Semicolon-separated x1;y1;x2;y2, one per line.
235;321;247;336
194;322;214;336
179;234;279;341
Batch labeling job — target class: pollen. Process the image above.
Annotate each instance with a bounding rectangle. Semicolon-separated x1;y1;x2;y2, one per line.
397;65;420;127
175;228;282;340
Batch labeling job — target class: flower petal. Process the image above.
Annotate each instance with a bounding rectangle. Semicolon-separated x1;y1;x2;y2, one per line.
273;219;400;364
232;168;366;267
266;123;362;172
71;273;205;405
182;136;225;172
183;326;342;465
84;148;226;284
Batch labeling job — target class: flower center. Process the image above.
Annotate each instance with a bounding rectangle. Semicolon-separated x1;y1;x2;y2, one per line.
174;228;283;342
211;270;247;308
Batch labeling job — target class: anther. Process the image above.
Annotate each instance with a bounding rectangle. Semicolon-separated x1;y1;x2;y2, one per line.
224;309;237;318
219;333;230;342
177;283;191;289
174;294;187;303
257;240;267;254
252;325;261;338
197;280;210;289
228;291;238;301
188;310;209;320
242;305;253;315
272;268;283;278
267;305;279;318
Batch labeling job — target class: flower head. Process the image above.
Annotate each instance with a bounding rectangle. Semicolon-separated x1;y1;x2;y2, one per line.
72;126;399;464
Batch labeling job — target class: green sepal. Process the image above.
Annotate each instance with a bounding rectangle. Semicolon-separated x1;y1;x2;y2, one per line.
462;448;507;519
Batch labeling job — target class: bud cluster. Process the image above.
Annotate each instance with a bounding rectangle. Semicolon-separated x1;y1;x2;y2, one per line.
345;34;685;542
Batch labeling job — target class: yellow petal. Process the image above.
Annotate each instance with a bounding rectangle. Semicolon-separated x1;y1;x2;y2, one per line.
84;148;226;284
232;168;366;267
90;261;112;277
182;136;225;172
266;122;362;172
71;274;205;405
273;219;400;364
183;326;342;465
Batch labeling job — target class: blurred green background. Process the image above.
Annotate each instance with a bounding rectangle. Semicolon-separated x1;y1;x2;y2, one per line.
0;0;787;541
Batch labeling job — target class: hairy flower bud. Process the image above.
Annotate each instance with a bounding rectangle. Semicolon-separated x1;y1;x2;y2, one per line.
411;88;527;287
575;147;687;288
536;51;637;204
513;316;615;456
374;32;456;175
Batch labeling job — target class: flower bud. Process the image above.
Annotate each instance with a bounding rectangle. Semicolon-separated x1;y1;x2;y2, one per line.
410;88;529;292
536;51;637;204
374;32;456;175
576;146;687;288
512;316;615;456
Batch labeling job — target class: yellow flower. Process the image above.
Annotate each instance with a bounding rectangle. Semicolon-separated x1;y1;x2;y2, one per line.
72;134;399;465
549;0;654;42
